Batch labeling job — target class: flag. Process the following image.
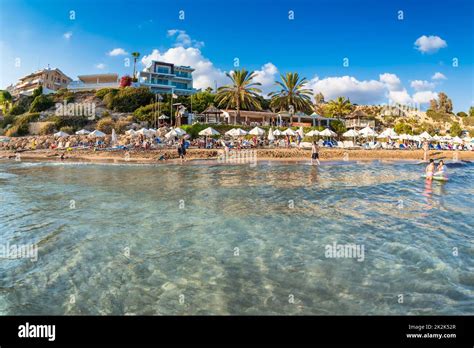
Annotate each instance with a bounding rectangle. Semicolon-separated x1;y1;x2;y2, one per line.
172;93;178;99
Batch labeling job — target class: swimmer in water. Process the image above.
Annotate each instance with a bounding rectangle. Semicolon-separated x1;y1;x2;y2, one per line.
435;159;445;176
425;158;435;180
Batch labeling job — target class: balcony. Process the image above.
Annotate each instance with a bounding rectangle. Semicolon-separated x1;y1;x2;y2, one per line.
68;81;119;91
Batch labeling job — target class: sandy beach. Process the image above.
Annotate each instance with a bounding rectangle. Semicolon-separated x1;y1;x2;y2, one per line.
2;147;473;164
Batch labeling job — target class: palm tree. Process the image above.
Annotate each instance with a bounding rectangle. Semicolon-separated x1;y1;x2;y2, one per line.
327;96;353;118
131;52;140;82
268;72;313;123
215;69;262;124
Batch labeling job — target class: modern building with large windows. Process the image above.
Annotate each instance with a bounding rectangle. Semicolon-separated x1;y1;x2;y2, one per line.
138;61;196;96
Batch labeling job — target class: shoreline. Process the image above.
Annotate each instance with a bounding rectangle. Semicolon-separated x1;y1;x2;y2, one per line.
1;148;473;165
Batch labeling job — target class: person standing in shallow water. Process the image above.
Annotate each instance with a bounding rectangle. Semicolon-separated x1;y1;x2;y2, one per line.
311;141;320;165
178;138;187;163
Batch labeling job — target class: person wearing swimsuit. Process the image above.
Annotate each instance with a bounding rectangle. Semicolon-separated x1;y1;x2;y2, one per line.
311;141;320;165
425;158;435;180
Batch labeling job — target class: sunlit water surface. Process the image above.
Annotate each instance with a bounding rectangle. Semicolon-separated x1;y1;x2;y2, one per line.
0;159;473;315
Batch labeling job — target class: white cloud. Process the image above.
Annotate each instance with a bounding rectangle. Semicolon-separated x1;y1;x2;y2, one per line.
379;73;402;91
253;63;278;95
108;48;129;56
95;63;106;70
414;35;447;53
63;31;72;40
432;72;447;80
309;75;386;104
141;47;227;90
410;80;436;91
412;91;438;104
388;89;413;105
167;29;204;48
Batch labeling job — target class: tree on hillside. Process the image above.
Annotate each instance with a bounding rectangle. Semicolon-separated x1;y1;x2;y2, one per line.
450;121;462;136
190;90;215;114
429;92;453;114
216;69;262;124
0;90;12;112
469;106;474;117
326;96;353;118
314;92;325;105
131;52;140;82
268;72;313;121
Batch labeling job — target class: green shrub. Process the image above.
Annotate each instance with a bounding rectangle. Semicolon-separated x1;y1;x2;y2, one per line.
59;126;74;134
133;102;160;122
95;88;118;100
39;122;56;135
450;122;462;136
462;116;474;127
457;111;467;117
107;87;154;112
8;104;26;116
44;114;89;130
96;117;115;134
0;114;15;128
114;120;130;134
29;95;54;112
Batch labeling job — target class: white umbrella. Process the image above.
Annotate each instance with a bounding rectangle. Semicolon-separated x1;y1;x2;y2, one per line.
419;131;432;140
443;134;452;141
319;128;336;137
199;127;220;136
75;129;90;135
125;129;137;136
136;128;150;136
173;127;187;136
89;130;106;138
272;129;282;136
225;128;248;137
267;127;275;141
432;135;442;141
412;135;421;142
452;136;463;144
54;131;69;137
399;134;410;140
158;115;169;120
343;129;359;137
282;128;297;136
248;126;265;136
358;126;377;138
378;128;398;138
306;130;320;137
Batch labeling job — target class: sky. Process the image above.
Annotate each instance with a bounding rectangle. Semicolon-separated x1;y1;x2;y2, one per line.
0;0;473;112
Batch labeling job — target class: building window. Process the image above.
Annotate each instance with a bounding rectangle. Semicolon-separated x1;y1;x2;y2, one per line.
174;82;188;89
156;66;170;74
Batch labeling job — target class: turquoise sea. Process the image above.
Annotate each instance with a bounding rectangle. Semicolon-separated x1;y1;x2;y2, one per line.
0;159;473;315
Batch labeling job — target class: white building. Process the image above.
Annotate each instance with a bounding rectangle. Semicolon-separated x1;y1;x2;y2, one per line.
68;73;120;91
138;61;196;96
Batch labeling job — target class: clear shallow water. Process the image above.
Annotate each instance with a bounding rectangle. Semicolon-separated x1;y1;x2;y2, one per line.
0;159;473;315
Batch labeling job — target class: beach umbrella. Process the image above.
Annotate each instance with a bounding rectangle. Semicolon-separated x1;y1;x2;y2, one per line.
378;128;398;138
432;135;442;141
54;131;69;137
158;115;169;120
248;126;265;136
111;129;118;145
75;129;90;135
137;128;148;136
452;136;463;144
272;129;282;136
125;129;137;136
443;134;452;141
412;135;421;142
267;127;275;141
199;127;220;136
282;128;297;136
419;131;432;140
343;129;359;137
225;128;248;137
319;128;336;137
399;134;410;140
306;130;320;137
358;126;376;137
89;130;106;138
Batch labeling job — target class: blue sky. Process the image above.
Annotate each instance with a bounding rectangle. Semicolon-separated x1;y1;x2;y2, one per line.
0;0;472;111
